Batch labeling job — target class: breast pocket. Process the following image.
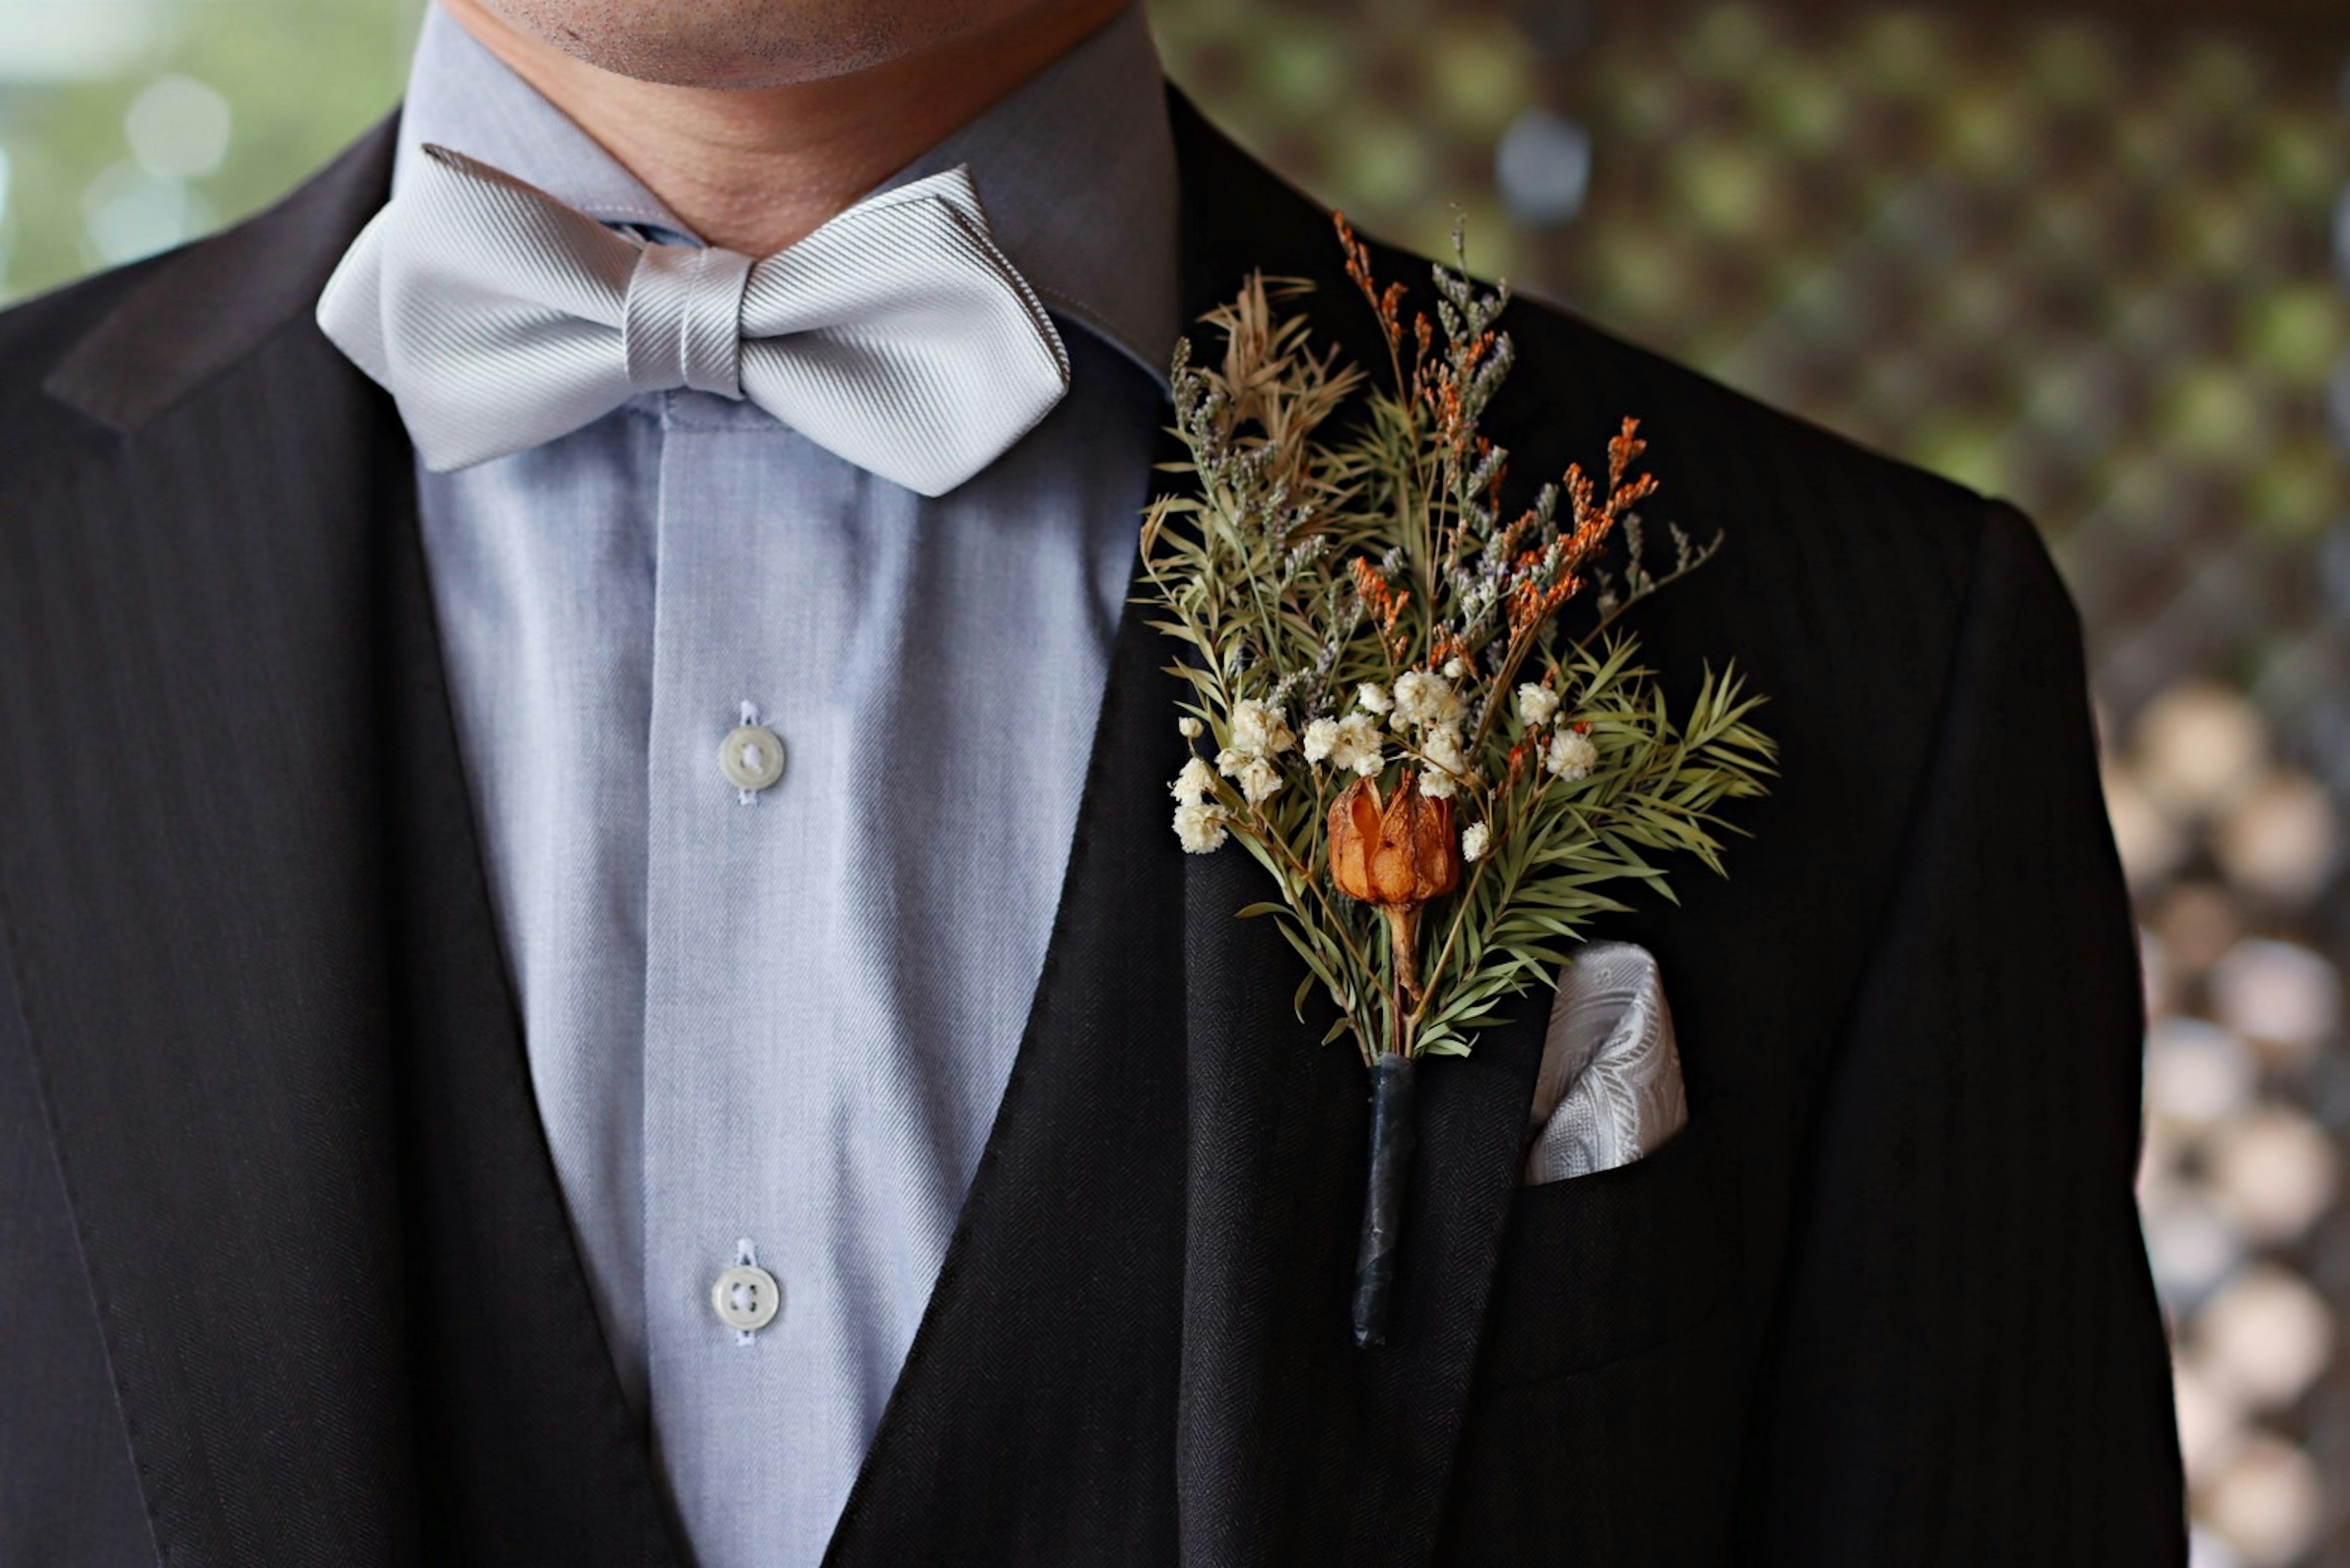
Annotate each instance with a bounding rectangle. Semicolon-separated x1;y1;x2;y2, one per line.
1474;1114;1734;1390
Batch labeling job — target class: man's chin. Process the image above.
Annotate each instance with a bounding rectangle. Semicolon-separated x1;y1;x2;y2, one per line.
478;0;928;90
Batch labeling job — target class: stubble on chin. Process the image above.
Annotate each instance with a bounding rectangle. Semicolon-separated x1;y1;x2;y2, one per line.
482;0;926;88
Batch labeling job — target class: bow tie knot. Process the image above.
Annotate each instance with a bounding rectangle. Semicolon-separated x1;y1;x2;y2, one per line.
624;241;755;400
317;144;1071;496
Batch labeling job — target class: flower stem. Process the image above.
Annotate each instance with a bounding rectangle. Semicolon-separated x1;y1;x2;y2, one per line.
1384;903;1424;1001
1351;1051;1419;1348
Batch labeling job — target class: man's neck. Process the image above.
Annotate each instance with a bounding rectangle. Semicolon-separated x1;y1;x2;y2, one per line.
436;0;1131;256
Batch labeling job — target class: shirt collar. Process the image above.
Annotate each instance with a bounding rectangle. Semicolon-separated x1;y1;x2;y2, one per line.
394;3;1178;384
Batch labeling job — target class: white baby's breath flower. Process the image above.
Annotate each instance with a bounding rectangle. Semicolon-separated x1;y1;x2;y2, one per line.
1230;698;1294;758
1422;722;1469;780
1178;716;1204;739
1329;712;1383;776
1392;670;1461;731
1356;682;1392;715
1302;716;1341;765
1515;683;1561;728
1237;756;1285;805
1173;800;1229;854
1442;657;1466;681
1545;729;1598;780
1461;821;1491;862
1169;756;1216;805
1418;767;1457;799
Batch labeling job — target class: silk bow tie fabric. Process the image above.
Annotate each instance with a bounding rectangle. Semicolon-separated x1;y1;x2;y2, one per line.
316;144;1071;496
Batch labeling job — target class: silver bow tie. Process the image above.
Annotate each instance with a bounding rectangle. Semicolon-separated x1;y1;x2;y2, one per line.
316;144;1070;496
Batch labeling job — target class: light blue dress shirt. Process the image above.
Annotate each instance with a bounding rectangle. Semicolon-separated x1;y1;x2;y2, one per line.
394;9;1177;1563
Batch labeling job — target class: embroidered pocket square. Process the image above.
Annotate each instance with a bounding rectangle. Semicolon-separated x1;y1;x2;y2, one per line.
1523;941;1687;1185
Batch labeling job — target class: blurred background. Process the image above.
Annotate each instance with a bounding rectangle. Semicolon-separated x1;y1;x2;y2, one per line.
2;0;2346;1559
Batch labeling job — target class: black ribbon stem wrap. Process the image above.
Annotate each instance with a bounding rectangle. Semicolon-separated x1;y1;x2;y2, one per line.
1350;1051;1420;1348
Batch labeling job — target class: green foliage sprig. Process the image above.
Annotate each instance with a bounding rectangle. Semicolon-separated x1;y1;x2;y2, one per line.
1144;220;1775;1066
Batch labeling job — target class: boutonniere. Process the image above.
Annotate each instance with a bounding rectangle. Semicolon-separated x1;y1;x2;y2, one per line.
1141;218;1775;1347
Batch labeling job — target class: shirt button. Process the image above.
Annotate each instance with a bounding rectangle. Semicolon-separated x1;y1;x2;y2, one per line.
711;1263;782;1331
719;724;786;792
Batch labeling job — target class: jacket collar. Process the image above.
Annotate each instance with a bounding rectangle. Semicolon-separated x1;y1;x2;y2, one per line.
46;119;400;433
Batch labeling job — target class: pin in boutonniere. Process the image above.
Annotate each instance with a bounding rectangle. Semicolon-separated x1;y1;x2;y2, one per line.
1143;217;1776;1348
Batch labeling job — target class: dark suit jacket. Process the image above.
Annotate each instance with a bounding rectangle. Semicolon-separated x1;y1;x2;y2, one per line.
0;97;2184;1566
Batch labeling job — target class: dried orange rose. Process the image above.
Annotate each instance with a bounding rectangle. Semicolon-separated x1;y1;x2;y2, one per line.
1328;775;1461;1000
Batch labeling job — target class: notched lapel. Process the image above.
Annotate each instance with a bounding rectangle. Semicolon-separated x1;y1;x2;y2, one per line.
0;265;422;1559
46;116;399;433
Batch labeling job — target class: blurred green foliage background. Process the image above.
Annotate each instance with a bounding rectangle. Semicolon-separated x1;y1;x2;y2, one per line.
0;3;416;296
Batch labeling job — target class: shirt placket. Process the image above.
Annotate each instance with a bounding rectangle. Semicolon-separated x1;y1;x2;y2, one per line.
640;392;865;1567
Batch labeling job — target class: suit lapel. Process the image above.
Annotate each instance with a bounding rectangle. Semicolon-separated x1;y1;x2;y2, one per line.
7;120;676;1563
1163;97;1552;1566
1176;854;1548;1567
0;127;423;1562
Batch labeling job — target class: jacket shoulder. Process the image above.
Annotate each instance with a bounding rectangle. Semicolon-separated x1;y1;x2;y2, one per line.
1482;289;2078;895
1505;293;1992;555
1485;288;2026;697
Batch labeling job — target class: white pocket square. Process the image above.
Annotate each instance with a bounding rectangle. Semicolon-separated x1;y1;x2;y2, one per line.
1523;941;1687;1185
